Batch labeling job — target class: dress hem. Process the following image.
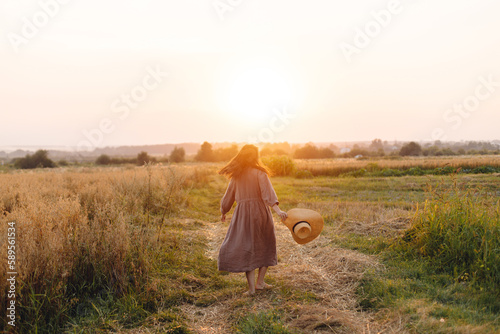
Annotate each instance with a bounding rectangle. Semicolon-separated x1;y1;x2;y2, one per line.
218;262;278;273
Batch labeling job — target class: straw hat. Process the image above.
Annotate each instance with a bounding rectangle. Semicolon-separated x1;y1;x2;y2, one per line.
282;208;324;244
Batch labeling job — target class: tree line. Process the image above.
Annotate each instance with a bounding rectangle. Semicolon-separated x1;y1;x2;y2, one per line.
96;147;186;165
9;140;500;169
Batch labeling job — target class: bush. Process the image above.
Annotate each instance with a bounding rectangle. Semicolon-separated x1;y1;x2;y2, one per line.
262;155;296;176
96;154;111;165
213;144;238;162
295;169;313;179
342;168;367;178
407;167;425;176
365;163;380;172
402;184;500;287
379;168;402;177
433;166;456;175
169;147;185;163
14;150;56;169
472;166;498;174
399;142;422;156
137;151;156;166
58;159;70;167
195;142;215;162
194;143;239;162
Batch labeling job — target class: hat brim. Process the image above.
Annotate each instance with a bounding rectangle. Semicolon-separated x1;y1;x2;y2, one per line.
283;208;324;244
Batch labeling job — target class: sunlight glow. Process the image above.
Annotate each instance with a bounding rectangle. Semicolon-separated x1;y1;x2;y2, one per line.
224;67;292;124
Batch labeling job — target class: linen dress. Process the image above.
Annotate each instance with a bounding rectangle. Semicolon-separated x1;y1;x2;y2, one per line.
218;168;279;273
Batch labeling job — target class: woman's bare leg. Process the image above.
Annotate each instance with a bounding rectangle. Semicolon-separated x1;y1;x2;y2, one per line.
245;270;256;294
256;267;272;289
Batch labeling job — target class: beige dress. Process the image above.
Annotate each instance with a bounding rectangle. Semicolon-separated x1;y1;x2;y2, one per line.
218;168;279;273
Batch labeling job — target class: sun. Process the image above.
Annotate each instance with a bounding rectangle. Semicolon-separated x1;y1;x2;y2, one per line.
223;67;292;124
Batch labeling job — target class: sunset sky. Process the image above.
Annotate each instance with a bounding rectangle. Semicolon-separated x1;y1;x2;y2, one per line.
1;0;499;150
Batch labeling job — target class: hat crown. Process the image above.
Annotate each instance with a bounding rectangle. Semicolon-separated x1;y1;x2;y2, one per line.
293;222;312;239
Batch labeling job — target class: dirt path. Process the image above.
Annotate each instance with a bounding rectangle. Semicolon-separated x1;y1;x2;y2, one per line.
181;220;407;333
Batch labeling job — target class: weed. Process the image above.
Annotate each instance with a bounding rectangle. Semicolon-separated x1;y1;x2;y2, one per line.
235;310;294;334
402;181;500;286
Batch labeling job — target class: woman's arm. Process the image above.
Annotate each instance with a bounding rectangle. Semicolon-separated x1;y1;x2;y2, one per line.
220;179;236;222
257;171;288;221
272;204;288;221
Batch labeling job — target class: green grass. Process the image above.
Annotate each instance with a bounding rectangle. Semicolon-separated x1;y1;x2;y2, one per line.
402;183;500;286
297;159;500;178
235;310;295;334
357;257;499;333
338;176;500;333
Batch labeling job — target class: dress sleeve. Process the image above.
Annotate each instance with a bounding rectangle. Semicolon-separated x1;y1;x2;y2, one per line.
220;178;236;215
258;171;279;207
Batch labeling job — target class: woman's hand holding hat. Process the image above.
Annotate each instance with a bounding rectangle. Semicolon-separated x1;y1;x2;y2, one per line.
272;204;288;222
277;210;287;221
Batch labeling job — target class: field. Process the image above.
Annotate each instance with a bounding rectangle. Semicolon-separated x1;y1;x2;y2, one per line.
295;155;500;177
0;158;499;333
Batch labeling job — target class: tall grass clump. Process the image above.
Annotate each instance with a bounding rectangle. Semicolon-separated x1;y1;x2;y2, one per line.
262;155;297;176
402;181;500;287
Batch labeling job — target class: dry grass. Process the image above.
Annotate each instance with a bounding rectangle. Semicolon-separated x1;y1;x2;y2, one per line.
0;164;211;331
180;217;411;334
304;201;411;233
296;156;500;176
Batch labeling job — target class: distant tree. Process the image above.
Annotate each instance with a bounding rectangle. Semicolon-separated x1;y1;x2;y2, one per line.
294;143;319;159
96;154;111;165
260;148;274;156
169;147;185;163
260;147;289;156
318;147;335;158
213;144;238;162
295;143;334;159
195;142;215;162
261;142;292;155
137;151;154;166
399;142;422;156
369;139;384;152
14;150;56;169
423;146;439;156
58;159;70;167
440;148;456;156
343;148;369;158
328;143;339;155
273;148;289;156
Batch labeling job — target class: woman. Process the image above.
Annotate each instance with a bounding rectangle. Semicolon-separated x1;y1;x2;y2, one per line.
218;144;287;295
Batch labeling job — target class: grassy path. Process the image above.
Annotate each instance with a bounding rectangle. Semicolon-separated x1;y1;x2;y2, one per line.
180;218;408;333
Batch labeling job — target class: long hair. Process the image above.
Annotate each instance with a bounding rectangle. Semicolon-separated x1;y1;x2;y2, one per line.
219;144;271;179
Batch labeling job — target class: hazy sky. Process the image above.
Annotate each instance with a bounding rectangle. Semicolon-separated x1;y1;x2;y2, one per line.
1;0;499;149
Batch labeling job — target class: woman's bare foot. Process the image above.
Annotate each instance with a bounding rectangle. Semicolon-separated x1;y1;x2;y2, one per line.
256;283;273;290
243;290;255;296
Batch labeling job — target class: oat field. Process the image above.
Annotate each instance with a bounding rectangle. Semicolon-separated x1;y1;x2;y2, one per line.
0;160;498;333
